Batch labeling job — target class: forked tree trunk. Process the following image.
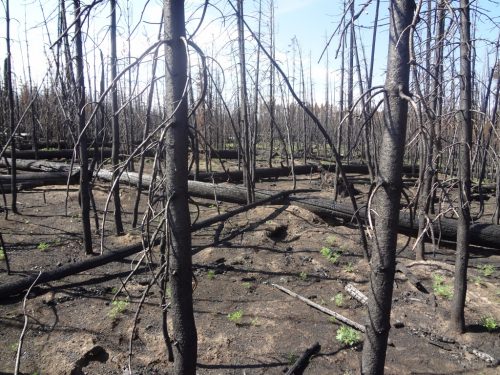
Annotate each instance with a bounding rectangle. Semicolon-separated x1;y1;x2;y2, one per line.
163;1;197;372
361;1;414;374
451;0;472;334
73;0;92;254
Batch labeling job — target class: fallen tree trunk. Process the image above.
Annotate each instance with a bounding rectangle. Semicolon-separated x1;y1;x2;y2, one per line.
3;149;112;160
0;171;80;192
199;149;239;159
2;161;498;250
94;169;500;250
1;158;78;172
192;163;418;182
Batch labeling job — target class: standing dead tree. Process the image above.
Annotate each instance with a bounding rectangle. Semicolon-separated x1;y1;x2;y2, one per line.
163;1;197;372
451;0;473;334
361;1;414;374
110;0;124;235
73;0;93;254
5;0;17;214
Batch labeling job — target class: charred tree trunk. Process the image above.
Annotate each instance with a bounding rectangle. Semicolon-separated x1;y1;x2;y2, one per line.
110;0;124;235
163;1;197;372
236;0;254;203
361;1;414;373
73;0;92;254
451;0;472;334
5;0;17;213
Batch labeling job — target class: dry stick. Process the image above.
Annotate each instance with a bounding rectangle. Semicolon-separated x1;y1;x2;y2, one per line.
14;271;42;375
285;342;321;375
272;283;365;332
345;283;368;305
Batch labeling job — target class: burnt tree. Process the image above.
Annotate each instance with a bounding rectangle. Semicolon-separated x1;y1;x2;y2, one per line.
361;1;414;374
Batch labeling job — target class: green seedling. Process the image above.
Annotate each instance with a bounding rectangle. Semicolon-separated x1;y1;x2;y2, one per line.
242;282;252;289
320;246;341;264
207;270;216;280
432;274;453;299
472;276;485;287
250;317;261;327
345;262;354;273
109;299;129;319
479;264;495;277
227;309;244;324
286;353;298;365
325;235;337;246
336;325;361;346
480;316;498;331
37;242;49;251
328;316;337;324
9;342;18;352
299;271;308;281
0;247;5;261
333;292;344;307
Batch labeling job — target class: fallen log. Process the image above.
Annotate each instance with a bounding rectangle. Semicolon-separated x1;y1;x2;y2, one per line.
3;148;112;160
1;158;76;172
2;160;499;250
0;171;80;192
186;181;500;251
92;168;500;251
199;149;239;159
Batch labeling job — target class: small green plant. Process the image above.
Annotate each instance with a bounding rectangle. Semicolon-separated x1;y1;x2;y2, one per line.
37;242;49;251
111;286;119;295
299;271;308;281
286;352;298;365
320;247;341;264
328;316;337;324
479;264;495;277
9;342;18;352
109;299;129;319
325;235;337;246
227;309;244;324
432;274;453;300
472;276;485;287
345;262;354;273
480;316;498;331
207;270;216;280
250;317;260;326
0;247;5;261
242;282;252;289
333;293;344;307
336;325;361;346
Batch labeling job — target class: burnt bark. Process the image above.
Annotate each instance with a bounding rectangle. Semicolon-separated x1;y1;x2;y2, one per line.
163;1;197;372
361;1;414;374
451;0;472;334
110;0;124;235
5;0;17;213
73;0;92;254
